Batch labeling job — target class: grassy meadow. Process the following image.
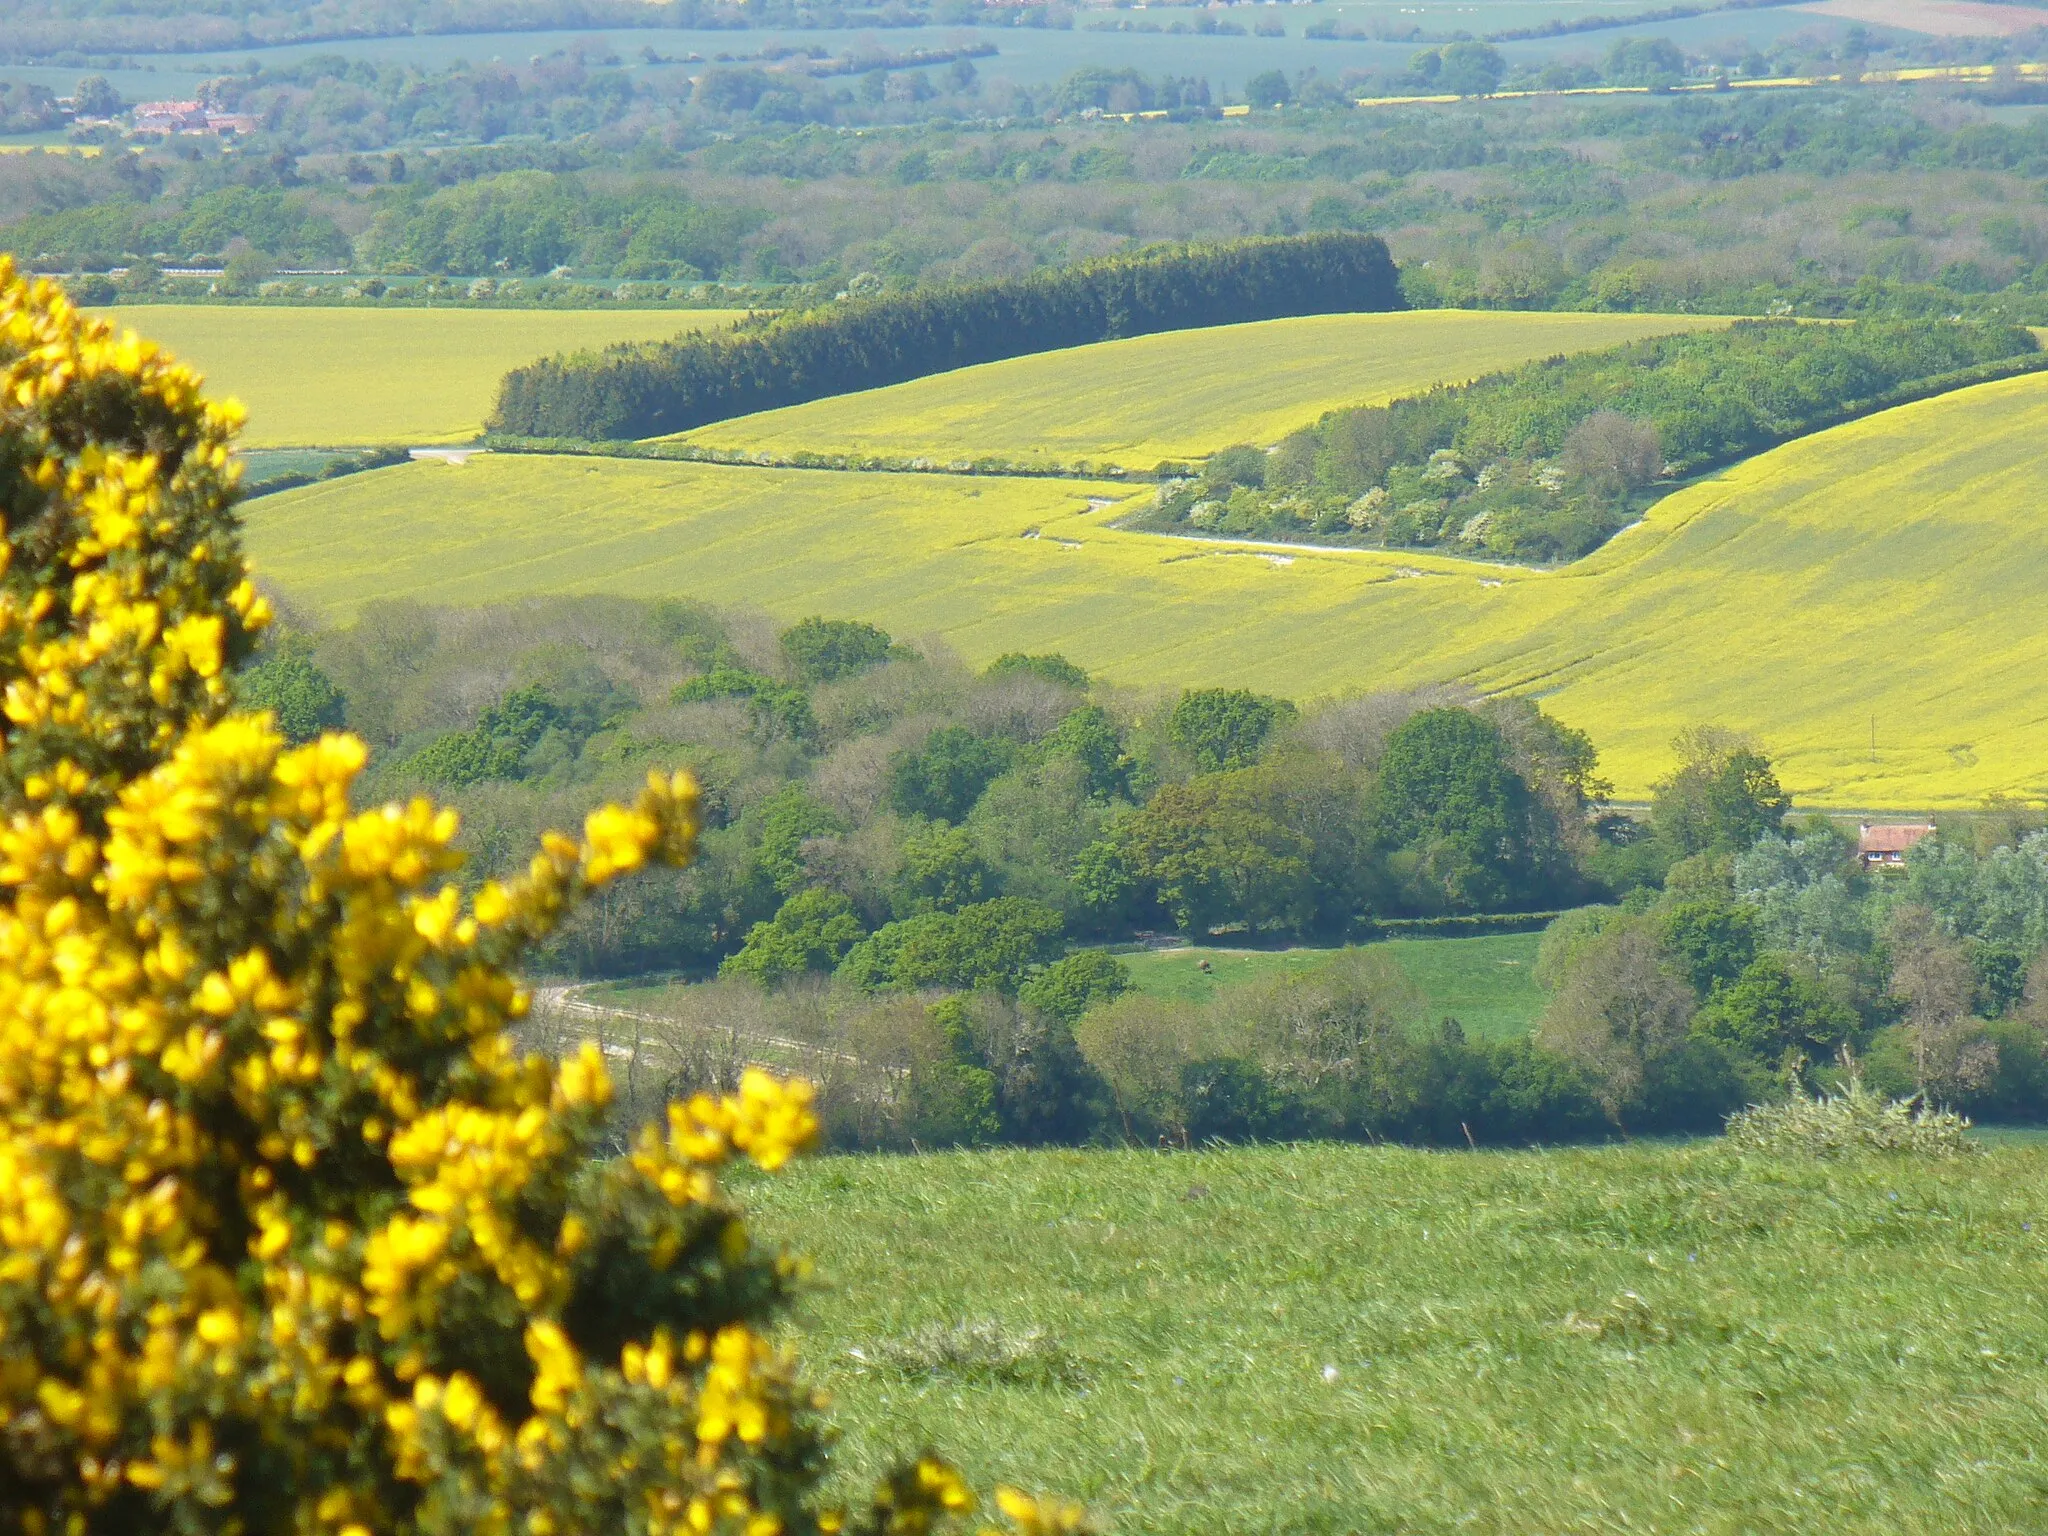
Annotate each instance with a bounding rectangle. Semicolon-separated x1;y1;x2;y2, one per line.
672;310;1727;468
748;1138;2048;1535
1119;933;1546;1039
248;367;2048;804
102;305;745;447
590;933;1548;1044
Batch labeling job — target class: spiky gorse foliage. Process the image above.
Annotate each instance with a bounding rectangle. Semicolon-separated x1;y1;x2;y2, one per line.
0;258;1087;1536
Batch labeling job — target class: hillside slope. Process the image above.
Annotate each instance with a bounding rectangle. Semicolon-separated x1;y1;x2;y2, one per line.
246;355;2048;807
670;310;1728;469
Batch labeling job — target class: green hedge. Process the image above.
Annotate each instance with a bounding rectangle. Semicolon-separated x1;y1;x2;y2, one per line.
489;232;1402;441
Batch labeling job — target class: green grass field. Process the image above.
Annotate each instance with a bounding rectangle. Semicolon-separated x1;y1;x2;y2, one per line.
672;310;1726;468
1119;933;1546;1039
746;1137;2048;1534
247;367;2048;805
589;933;1547;1042
102;305;745;448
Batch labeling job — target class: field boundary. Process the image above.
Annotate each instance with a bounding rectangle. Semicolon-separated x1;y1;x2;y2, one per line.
478;433;1143;481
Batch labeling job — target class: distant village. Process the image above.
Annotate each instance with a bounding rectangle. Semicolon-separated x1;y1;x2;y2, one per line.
2;76;257;144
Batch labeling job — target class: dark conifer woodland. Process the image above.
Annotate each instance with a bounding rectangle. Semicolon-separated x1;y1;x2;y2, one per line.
491;231;1402;439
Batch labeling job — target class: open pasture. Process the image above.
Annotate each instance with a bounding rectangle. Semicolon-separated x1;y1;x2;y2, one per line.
672;310;1727;469
101;305;744;448
750;1137;2048;1535
1119;932;1547;1038
248;368;2048;806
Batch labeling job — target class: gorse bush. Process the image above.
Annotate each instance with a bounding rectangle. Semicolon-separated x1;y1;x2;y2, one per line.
0;261;1083;1536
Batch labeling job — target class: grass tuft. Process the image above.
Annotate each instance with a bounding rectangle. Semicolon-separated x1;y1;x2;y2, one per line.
857;1320;1089;1389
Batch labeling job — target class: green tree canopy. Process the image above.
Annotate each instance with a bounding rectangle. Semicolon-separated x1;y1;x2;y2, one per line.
1018;950;1133;1025
236;632;346;745
1168;687;1295;773
888;726;1019;823
1691;954;1857;1064
722;887;868;985
1372;708;1544;911
779;615;893;683
1041;704;1134;801
1111;772;1318;934
984;652;1089;690
1656;899;1763;996
838;896;1066;993
1652;728;1791;857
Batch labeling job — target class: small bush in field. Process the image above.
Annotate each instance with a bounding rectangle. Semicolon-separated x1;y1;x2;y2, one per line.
1724;1069;1979;1159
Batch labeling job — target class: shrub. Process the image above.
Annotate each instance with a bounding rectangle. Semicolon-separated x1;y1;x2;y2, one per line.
1724;1072;1979;1159
1018;950;1132;1024
236;631;348;744
779;616;893;684
0;263;1078;1536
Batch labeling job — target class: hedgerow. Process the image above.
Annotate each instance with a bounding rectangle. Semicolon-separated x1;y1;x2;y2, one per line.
0;258;1084;1536
490;232;1402;441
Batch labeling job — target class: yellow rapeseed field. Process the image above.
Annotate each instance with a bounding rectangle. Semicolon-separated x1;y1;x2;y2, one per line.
101;305;746;448
246;368;2048;807
670;309;1728;467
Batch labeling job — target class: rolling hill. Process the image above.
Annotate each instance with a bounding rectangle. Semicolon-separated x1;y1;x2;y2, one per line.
245;367;2048;808
667;309;1729;468
100;305;745;449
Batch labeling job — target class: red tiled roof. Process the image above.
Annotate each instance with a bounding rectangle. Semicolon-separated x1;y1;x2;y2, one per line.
1859;823;1935;855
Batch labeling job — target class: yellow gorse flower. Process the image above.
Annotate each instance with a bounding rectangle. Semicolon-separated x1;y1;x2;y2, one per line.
0;256;1083;1536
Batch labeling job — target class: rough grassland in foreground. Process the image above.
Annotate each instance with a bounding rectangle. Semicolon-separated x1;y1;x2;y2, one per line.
102;305;746;448
746;1138;2048;1536
247;369;2048;805
670;309;1726;467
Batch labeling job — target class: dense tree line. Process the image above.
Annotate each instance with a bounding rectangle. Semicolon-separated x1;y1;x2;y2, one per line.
20;54;2048;321
1533;744;2048;1135
490;232;1402;438
235;595;1602;982
237;595;2048;1154
1135;320;2041;562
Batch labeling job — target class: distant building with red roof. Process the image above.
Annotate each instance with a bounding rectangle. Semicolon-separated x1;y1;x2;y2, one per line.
1858;822;1935;873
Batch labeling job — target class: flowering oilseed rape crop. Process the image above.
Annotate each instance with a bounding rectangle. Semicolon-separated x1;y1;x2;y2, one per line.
252;366;2048;807
669;309;1726;471
0;259;1070;1536
100;307;750;449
